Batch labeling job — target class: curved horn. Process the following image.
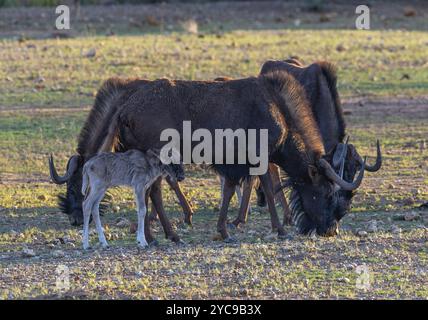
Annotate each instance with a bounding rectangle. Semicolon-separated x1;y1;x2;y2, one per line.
338;136;349;179
351;140;382;172
364;140;382;172
318;157;365;191
49;154;79;185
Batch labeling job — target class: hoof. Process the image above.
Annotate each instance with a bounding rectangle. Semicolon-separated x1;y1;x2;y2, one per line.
278;233;293;241
99;240;109;248
180;221;193;229
138;242;149;249
227;222;237;230
184;218;193;226
168;234;181;243
175;239;186;246
223;236;237;243
148;239;159;247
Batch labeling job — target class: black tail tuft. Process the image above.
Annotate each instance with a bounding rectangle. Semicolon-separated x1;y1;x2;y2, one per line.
77;77;140;159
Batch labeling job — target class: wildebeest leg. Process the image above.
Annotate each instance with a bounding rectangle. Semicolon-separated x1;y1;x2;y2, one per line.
144;188;156;245
269;163;292;225
259;172;287;238
221;177;250;226
91;188;109;248
234;184;251;214
231;177;255;228
217;177;236;241
165;175;194;226
149;177;181;243
148;202;158;222
235;185;242;205
134;185;149;248
256;182;266;207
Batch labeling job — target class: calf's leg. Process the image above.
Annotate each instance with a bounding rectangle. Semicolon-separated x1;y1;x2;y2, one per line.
91;188;109;248
82;196;92;250
135;185;149;248
144;187;156;244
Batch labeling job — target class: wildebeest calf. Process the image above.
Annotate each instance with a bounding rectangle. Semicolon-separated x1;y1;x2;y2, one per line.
81;149;184;250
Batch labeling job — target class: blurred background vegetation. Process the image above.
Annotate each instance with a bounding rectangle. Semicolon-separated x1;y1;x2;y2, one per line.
1;0;231;8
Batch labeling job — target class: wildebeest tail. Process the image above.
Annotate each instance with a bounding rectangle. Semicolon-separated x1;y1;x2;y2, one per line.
77;77;137;158
262;70;325;162
99;111;120;153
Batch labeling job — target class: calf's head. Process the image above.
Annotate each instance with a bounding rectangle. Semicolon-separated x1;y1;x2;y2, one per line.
146;149;185;182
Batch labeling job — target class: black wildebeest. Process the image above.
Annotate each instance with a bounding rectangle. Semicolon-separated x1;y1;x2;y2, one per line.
258;59;381;235
214;60;381;235
50;70;365;242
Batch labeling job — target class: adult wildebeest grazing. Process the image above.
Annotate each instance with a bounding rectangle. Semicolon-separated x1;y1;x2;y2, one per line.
81;149;184;249
50;69;365;242
230;59;382;235
99;70;366;240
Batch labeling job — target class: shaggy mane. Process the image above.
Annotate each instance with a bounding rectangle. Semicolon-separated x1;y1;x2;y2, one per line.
262;70;325;164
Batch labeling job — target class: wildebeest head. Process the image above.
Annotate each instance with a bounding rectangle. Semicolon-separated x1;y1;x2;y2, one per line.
280;137;381;236
146;149;185;182
263;59;382;236
49;154;86;226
